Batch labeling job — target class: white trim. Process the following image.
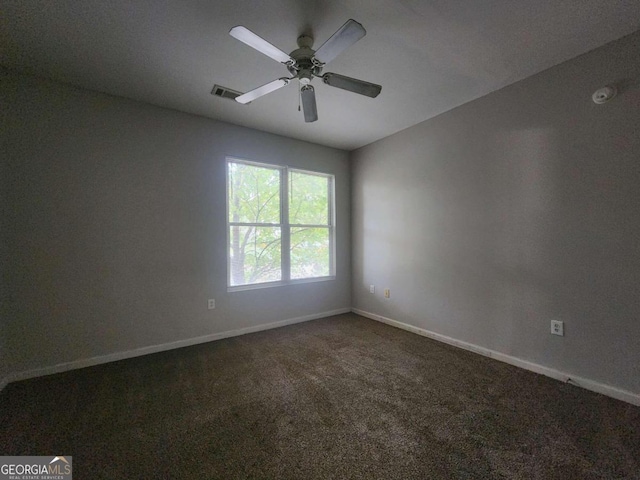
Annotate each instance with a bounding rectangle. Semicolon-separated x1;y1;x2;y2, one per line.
228;275;335;292
1;308;351;390
352;308;640;407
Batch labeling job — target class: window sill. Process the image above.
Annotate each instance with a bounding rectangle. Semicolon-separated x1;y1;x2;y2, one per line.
227;275;336;293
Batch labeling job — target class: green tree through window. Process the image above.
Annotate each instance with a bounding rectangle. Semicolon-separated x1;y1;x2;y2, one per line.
227;159;334;287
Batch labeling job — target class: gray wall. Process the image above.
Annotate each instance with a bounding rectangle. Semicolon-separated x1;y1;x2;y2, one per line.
2;71;351;378
351;31;640;394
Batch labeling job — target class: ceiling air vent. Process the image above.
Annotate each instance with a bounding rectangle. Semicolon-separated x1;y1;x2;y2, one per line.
211;84;245;102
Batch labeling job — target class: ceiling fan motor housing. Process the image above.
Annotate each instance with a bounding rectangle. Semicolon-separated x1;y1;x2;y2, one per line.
288;40;323;84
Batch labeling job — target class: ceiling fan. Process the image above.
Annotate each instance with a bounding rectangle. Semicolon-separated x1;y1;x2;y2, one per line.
228;19;382;123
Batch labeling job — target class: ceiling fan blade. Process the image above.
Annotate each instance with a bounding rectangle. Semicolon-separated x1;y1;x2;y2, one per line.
235;78;291;104
229;26;293;64
300;85;318;123
322;72;381;98
313;19;366;65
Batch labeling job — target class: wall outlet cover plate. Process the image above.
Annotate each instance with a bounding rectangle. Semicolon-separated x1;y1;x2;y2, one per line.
551;320;564;336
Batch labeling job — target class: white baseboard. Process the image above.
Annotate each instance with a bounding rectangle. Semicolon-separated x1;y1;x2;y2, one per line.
1;308;351;391
352;308;640;407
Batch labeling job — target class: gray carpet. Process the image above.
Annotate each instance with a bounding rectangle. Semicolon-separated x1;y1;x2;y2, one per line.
1;313;638;479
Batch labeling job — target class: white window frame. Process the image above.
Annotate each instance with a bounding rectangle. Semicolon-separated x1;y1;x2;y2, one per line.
226;157;336;291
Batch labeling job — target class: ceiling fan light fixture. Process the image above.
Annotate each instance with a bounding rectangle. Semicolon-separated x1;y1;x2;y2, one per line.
298;69;313;85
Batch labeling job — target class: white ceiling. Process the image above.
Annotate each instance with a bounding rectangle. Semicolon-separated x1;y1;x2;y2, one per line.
2;1;639;150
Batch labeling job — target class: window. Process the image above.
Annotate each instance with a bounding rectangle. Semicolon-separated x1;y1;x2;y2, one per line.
227;158;335;289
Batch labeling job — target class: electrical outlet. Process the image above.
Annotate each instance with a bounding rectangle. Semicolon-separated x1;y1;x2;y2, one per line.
369;285;375;294
384;289;390;298
208;299;216;310
550;320;563;336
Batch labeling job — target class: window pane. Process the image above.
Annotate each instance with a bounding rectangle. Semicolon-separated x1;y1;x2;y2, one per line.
289;171;329;225
290;227;330;279
228;162;280;224
229;226;281;286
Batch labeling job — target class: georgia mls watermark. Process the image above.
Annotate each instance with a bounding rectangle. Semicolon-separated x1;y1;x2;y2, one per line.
1;456;72;480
